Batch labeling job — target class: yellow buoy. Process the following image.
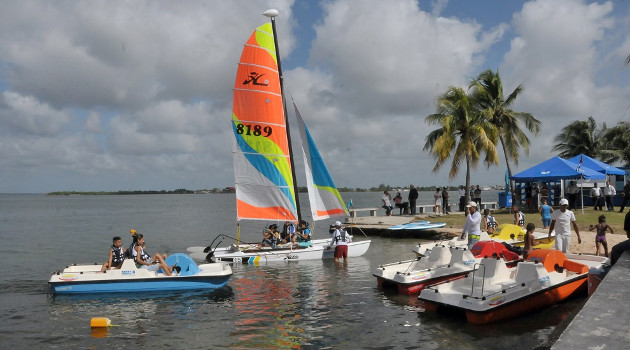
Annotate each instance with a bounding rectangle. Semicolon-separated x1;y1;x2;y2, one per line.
90;317;111;328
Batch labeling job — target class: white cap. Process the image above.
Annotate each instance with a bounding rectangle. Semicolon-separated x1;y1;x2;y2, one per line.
334;221;342;226
560;198;569;205
466;202;477;207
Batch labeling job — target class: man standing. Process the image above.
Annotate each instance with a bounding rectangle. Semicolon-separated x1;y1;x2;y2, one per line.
619;180;630;213
328;221;350;262
566;181;579;210
461;202;482;249
603;181;616;211
548;198;581;253
442;188;450;214
611;211;630;264
458;185;466;212
473;185;482;207
591;183;602;211
408;184;419;215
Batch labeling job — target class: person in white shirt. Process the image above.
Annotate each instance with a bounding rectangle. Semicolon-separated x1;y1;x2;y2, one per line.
328;221;351;262
461;202;482;249
603;181;616;211
591;183;602;211
382;191;393;216
566;181;579;209
458;185;466;211
548;198;581;253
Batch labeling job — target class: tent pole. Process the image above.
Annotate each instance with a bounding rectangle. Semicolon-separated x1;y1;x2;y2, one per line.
581;177;584;215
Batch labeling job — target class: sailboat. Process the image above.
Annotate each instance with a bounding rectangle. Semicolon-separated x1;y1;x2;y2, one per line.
187;9;370;264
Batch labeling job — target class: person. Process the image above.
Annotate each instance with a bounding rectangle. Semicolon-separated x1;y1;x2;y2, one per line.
548;198;581;253
461;202;482;249
538;198;554;229
589;215;612;257
458;185;466;212
553;183;561;207
591;183;602;211
328;221;351;262
566;181;579;210
441;187;450;214
525;183;533;212
433;188;442;215
101;236;126;272
512;204;525;228
540;183;550;208
610;211;630;265
409;184;419;215
261;224;279;248
393;192;408;215
296;220;312;248
382;191;393;216
133;233;175;276
473;185;482;207
514;184;522;208
619;180;630;213
603;181;616;211
483;208;498;234
281;221;296;244
523;223;539;260
532;183;539;211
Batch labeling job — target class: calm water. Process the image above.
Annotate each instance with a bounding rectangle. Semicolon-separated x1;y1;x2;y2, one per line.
0;193;579;349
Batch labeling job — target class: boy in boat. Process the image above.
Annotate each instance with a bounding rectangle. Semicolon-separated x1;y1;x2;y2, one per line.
523;223;539;260
295;220;312;248
100;236;126;272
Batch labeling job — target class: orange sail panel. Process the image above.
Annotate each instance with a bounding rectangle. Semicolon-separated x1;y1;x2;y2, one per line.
232;22;297;221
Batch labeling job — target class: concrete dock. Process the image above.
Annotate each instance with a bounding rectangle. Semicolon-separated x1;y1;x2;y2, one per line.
552;250;630;349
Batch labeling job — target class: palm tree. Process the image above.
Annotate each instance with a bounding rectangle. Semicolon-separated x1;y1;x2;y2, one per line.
469;69;541;196
552;116;607;159
600;122;630;166
625;54;630;65
424;86;499;204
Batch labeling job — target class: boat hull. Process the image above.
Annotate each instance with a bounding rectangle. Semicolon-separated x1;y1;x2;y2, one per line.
376;272;469;295
49;255;233;294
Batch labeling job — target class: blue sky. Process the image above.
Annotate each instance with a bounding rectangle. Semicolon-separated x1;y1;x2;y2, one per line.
0;0;629;193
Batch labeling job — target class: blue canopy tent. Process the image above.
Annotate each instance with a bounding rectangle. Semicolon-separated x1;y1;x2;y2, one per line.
511;156;605;213
567;154;625;176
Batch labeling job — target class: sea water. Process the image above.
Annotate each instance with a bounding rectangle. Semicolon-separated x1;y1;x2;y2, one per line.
0;193;580;349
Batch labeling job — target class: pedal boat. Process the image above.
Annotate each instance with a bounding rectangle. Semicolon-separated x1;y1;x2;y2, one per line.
418;249;609;324
413;225;554;257
374;241;520;295
49;253;233;294
187;235;370;264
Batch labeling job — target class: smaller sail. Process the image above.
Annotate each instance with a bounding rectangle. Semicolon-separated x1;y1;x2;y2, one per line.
294;102;347;220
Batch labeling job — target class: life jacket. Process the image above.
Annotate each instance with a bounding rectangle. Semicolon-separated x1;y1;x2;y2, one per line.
516;211;525;226
334;229;348;243
111;245;124;264
132;244;151;265
298;228;311;242
125;242;137;259
486;215;498;228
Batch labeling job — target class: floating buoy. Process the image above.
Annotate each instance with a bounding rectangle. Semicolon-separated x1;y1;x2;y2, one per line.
90;317;111;328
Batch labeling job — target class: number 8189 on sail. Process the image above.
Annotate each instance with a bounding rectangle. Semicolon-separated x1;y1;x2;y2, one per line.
235;123;273;137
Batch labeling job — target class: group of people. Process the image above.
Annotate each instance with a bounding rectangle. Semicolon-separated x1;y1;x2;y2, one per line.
100;229;178;276
261;220;311;249
382;184;480;217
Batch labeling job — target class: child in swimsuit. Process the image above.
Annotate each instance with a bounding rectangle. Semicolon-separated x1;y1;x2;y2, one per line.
589;215;613;257
523;223;539;260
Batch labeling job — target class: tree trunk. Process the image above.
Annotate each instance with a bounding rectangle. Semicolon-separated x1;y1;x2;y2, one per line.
499;135;517;204
465;156;471;205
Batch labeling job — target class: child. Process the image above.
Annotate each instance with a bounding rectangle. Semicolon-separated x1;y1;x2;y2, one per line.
512;205;525;228
101;236;126;272
483;208;498;234
538;198;554;229
523;223;539;260
589;215;613;257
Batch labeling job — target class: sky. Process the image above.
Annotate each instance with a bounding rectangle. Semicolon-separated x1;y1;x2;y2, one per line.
1;0;629;193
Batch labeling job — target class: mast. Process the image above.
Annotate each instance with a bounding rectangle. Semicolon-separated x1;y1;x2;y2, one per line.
264;9;303;222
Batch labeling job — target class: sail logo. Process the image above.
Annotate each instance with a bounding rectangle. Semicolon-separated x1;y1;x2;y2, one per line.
243;72;269;86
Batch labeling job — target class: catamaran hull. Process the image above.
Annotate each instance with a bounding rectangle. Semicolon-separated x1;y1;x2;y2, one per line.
188;240;371;264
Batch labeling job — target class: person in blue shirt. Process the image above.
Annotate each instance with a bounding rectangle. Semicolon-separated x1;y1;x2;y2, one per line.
296;220;312;248
538;198;554;229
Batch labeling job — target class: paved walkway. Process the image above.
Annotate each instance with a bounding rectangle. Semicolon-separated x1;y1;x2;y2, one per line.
552;250;630;349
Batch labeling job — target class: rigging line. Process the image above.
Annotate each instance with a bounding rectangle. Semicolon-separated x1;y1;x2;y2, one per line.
618;103;630;123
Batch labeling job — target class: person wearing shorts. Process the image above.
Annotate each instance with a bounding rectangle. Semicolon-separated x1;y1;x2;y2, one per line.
548;198;581;253
328;221;350;262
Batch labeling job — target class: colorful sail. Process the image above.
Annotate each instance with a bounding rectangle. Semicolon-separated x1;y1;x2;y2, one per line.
232;23;297;221
294;102;347;220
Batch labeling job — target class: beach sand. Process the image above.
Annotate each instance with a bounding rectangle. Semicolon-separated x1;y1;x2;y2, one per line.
569;229;625;256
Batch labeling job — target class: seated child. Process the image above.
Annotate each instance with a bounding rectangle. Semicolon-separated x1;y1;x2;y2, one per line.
101;236;126;272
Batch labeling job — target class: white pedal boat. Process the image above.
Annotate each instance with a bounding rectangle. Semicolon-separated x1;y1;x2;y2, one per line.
49;253;233;294
418;249;609;324
374;241;520;295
